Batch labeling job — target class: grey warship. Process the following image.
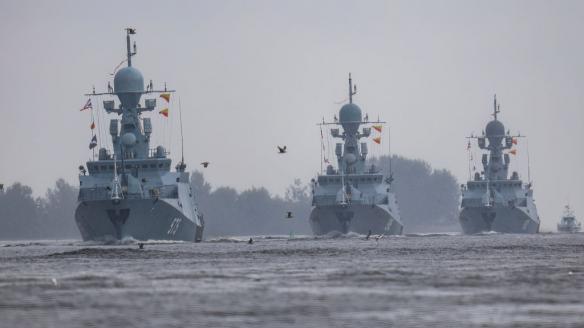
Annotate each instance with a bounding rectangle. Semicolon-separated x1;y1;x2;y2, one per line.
75;29;204;242
459;96;539;234
309;74;403;236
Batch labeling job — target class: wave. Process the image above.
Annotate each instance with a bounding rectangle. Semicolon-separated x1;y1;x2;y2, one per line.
0;240;79;247
46;247;171;259
472;230;502;236
206;237;247;243
314;231;365;239
405;232;460;238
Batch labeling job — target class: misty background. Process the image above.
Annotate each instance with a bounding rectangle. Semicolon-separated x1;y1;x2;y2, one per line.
1;0;583;233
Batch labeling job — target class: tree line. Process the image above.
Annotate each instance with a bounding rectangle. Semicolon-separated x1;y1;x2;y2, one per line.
0;155;460;240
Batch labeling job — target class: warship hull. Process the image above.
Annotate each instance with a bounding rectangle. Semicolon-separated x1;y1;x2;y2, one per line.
459;207;539;234
310;204;403;236
75;198;203;242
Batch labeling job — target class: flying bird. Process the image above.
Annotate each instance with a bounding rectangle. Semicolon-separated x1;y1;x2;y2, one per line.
286;211;294;219
277;146;287;154
201;161;210;168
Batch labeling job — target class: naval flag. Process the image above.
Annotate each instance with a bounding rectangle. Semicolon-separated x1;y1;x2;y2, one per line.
89;135;97;149
80;99;92;111
160;93;171;102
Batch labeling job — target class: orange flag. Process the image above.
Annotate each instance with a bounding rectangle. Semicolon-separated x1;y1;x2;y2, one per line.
90;121;95;130
509;149;517;155
372;125;382;133
160;93;171;102
159;108;169;117
373;137;381;144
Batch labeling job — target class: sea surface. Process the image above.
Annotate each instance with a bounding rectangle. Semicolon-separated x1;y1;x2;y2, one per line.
0;233;583;328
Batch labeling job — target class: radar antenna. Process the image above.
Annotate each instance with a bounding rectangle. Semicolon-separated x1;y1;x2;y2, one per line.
348;73;357;104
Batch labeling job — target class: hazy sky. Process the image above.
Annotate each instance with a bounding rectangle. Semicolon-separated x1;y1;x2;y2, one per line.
1;0;583;231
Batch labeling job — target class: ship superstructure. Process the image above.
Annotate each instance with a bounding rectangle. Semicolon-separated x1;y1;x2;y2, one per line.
309;74;403;235
459;96;539;234
75;29;204;242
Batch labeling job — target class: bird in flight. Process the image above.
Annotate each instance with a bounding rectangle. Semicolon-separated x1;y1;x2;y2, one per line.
201;161;210;168
286;211;294;219
277;146;287;154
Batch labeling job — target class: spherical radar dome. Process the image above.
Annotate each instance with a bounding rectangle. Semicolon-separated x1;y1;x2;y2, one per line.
344;153;357;165
485;119;505;137
114;67;144;93
121;132;137;146
339;103;362;123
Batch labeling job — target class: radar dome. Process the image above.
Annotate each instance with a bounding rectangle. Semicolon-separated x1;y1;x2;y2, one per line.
485;119;505;137
114;66;144;109
339;103;362;123
339;103;362;134
344;153;357;165
114;67;144;93
121;132;137;146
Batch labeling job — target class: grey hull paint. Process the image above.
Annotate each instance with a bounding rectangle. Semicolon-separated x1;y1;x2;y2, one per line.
310;204;403;235
459;207;539;234
75;198;202;242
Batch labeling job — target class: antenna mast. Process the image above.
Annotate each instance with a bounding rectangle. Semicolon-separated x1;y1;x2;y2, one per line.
320;125;324;174
388;126;392;175
468;146;472;180
179;97;185;165
526;138;531;184
125;28;136;67
493;94;500;120
348;73;357;104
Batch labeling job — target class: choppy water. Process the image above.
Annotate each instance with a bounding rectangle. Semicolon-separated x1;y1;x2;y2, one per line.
1;233;583;328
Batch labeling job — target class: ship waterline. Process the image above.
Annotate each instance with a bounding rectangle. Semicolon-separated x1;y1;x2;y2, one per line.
459;207;539;234
75;198;202;242
310;204;403;235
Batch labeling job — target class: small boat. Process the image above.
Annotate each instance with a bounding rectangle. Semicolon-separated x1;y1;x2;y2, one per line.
557;205;581;233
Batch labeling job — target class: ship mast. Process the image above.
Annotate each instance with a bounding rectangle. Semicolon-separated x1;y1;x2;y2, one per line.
125;28;137;67
492;94;501;120
348;73;357;104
